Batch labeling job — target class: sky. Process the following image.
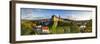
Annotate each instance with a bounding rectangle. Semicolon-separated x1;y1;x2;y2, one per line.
21;8;92;20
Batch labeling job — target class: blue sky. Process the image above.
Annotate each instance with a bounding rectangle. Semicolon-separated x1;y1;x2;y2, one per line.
21;8;92;20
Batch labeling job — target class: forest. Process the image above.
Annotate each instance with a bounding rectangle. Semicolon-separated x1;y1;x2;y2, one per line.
21;15;92;35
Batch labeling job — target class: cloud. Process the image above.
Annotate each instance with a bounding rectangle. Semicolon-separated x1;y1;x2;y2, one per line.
66;14;91;21
21;13;49;20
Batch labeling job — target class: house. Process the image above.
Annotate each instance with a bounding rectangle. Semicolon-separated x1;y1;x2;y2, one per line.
42;26;50;33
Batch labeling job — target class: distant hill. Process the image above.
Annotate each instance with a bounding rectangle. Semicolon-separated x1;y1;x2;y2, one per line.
22;15;91;23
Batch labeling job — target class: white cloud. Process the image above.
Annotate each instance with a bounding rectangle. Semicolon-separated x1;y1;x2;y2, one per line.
21;14;49;20
66;13;92;21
